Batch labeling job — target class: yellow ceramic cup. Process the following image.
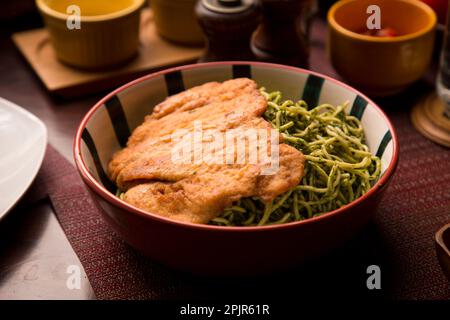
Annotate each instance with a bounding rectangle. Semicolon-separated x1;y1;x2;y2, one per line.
328;0;437;96
36;0;145;70
151;0;204;46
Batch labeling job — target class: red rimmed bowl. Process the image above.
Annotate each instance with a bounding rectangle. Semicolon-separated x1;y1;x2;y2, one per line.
74;62;399;276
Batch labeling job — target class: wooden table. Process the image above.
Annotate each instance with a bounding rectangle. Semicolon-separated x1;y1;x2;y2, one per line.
0;17;439;299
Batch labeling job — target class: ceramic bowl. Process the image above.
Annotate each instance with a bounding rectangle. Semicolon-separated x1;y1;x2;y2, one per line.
151;0;204;46
435;223;450;282
328;0;437;96
36;0;145;70
74;62;399;276
0;98;47;220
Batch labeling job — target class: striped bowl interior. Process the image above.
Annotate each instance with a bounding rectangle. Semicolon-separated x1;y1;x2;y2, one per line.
79;63;395;196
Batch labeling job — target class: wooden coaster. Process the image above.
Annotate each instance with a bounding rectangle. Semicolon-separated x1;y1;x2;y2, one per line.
411;92;450;148
11;9;203;98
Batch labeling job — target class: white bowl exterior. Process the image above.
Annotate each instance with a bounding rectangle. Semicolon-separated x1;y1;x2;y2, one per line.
0;97;47;219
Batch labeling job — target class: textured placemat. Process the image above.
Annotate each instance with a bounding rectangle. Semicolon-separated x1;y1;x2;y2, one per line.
24;99;450;299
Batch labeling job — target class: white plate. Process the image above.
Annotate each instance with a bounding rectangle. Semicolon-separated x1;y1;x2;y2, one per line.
0;97;47;220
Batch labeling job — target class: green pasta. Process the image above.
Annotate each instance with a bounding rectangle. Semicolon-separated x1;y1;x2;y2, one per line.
115;88;381;227
209;88;381;226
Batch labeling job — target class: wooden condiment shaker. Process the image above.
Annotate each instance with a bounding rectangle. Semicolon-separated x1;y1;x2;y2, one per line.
251;0;311;68
195;0;260;62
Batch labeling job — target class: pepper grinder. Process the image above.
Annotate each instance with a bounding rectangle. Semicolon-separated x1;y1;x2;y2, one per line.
251;0;311;68
195;0;260;62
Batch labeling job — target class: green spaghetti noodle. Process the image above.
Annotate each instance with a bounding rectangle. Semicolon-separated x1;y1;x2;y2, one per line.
209;88;381;226
115;88;381;226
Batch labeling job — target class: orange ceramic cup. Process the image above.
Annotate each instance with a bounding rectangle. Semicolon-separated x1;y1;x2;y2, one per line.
328;0;437;96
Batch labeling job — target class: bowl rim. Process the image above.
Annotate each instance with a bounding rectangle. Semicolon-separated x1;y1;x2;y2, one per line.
435;223;450;258
36;0;145;22
328;0;437;43
73;61;399;232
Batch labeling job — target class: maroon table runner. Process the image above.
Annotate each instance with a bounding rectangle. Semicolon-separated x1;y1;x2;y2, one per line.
24;96;450;299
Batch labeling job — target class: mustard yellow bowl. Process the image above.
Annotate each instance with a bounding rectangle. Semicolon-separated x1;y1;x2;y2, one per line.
36;0;145;70
328;0;437;96
151;0;204;46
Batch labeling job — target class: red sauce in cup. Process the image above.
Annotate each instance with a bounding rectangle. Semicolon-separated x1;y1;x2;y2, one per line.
361;27;398;38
